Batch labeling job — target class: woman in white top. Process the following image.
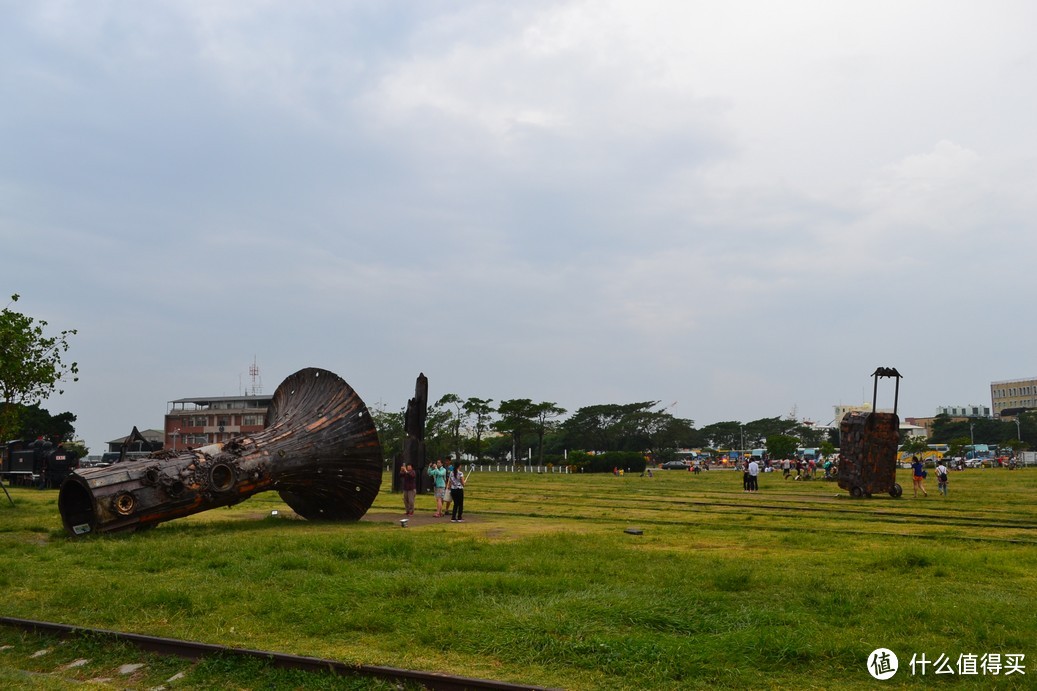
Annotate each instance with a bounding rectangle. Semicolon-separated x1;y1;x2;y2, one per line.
448;466;466;522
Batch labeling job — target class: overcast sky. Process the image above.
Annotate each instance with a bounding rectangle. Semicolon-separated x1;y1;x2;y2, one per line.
3;1;1035;453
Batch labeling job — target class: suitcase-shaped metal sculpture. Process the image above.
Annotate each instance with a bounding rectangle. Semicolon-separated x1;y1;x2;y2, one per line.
837;368;903;498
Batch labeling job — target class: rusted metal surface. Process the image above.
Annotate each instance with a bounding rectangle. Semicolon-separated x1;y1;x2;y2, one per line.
0;616;559;691
58;368;383;536
837;367;903;499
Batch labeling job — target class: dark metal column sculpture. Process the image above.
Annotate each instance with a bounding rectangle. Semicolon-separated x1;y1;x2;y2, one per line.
58;367;383;536
404;374;429;493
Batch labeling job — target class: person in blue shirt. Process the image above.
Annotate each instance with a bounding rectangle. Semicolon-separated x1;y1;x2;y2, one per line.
911;456;928;498
427;459;447;517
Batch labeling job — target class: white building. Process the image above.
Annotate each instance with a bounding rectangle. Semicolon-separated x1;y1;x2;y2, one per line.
935;404;990;418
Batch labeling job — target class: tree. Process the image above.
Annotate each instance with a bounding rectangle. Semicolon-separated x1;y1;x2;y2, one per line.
371;406;405;462
0;295;78;444
766;434;799;461
648;415;699;452
423;402;455;461
947;436;971;460
463;397;494;463
435;393;467;461
741;417;786;449
493;399;537;465
900;435;929;458
530;401;566;466
698;421;743;450
1003;439;1028;455
9;403;77;442
562;402;661;452
1018;411;1037;449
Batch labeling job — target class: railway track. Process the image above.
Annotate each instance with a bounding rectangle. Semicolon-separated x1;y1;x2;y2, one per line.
0;617;557;691
463;480;1037;530
453;488;1037;544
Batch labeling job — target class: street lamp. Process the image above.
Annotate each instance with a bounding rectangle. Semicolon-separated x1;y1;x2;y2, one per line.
173;428;180;453
969;421;975;460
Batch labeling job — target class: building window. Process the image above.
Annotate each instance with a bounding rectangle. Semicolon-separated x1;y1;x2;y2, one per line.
243;414;264;426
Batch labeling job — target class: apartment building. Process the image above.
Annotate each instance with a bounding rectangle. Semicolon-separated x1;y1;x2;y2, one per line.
165;394;272;450
990;377;1037;417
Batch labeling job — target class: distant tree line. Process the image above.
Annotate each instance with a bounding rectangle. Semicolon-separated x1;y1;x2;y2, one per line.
925;412;1036;456
371;394;838;472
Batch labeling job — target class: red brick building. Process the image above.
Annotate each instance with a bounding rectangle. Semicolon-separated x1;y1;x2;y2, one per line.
165;394;272;451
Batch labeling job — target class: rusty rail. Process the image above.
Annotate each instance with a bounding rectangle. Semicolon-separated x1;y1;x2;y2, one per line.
0;616;558;691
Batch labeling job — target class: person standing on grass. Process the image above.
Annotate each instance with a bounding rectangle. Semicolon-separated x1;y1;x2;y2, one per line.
911;455;928;497
782;458;791;479
748;457;760;492
427;458;447;517
449;464;466;522
442;457;454;516
936;459;949;496
400;462;417;515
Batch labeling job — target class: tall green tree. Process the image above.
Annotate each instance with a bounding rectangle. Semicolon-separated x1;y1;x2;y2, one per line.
493;399;537;465
766;434;799;460
648;415;699;453
370;406;405;462
435;393;467;461
423;401;455;461
741;417;786;449
530;401;566;465
0;294;78;444
562;402;661;452
9;403;77;443
463;397;494;463
698;421;743;450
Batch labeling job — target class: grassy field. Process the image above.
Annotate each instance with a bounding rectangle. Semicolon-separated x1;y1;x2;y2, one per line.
2;466;1036;689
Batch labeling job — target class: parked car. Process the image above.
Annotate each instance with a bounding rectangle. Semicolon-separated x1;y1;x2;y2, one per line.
660;460;690;470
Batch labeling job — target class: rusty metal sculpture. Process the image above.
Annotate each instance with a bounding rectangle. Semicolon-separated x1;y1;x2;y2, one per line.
58;367;383;536
390;373;428;493
837;367;903;499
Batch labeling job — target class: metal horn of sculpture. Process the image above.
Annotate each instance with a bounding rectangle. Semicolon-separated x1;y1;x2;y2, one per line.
58;367;383;536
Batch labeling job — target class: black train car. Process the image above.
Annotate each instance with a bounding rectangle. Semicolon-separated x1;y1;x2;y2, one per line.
1;439;80;488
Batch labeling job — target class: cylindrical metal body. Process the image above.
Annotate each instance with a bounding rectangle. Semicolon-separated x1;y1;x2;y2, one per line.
58;368;383;536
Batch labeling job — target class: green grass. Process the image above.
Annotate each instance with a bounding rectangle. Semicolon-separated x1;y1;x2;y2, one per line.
2;467;1036;689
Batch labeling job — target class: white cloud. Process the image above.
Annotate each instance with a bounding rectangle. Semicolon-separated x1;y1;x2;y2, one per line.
3;1;1036;450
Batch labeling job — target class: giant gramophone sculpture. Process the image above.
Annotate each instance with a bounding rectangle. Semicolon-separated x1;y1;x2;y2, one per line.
58;368;383;537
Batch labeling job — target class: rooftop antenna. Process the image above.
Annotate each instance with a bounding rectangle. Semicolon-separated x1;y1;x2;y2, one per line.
249;357;263;396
